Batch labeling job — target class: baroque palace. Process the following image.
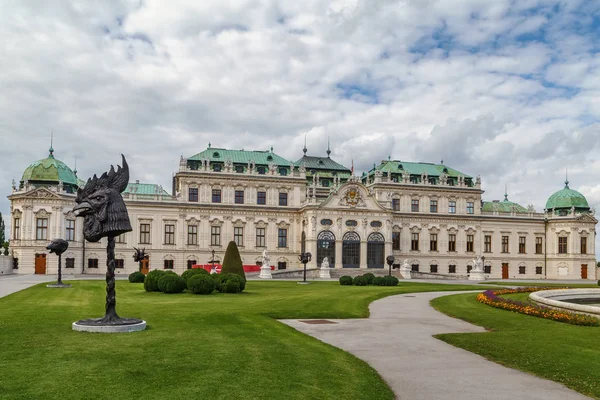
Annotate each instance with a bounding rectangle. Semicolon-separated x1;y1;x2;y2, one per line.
7;143;598;280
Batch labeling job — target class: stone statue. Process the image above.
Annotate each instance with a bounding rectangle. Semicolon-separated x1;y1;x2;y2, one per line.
259;249;272;279
400;258;411;280
469;255;486;281
472;256;483;272
319;256;331;279
262;249;270;265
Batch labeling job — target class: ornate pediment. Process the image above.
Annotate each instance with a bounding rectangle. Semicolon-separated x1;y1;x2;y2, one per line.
338;185;366;208
576;213;598;224
22;187;64;200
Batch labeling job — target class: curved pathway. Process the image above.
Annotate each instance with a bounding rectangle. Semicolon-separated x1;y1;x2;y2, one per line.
280;291;591;400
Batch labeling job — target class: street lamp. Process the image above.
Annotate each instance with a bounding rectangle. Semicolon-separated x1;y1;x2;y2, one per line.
298;252;312;283
386;255;395;276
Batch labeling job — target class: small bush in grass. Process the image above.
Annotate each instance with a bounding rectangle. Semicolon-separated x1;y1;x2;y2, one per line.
362;273;375;285
383;275;399;286
128;271;145;283
339;276;353;286
373;276;386;286
188;274;215;295
214;273;246;293
353;275;368;286
158;274;186;294
182;268;208;285
144;270;167;292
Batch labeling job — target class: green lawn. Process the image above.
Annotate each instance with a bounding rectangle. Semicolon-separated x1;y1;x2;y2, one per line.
484;281;599;288
431;292;600;399
0;280;486;400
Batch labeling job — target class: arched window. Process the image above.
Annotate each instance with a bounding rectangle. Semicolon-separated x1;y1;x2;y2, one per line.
317;231;336;267
367;232;385;268
342;232;360;268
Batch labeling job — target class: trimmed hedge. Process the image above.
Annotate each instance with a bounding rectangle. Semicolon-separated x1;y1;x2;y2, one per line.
339;276;353;286
128;271;145;283
373;276;386;286
144;270;167;292
221;241;246;280
182;268;209;285
383;275;399;286
188;274;215;295
216;273;245;293
353;275;368;286
362;273;375;285
158;274;186;294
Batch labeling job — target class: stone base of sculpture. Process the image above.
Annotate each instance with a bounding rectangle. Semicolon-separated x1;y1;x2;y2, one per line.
468;270;486;281
46;283;72;288
259;265;273;279
73;317;146;333
400;267;412;280
319;267;331;279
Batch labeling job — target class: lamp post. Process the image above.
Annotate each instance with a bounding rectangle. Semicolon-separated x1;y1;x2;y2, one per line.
298;252;312;283
386;255;395;276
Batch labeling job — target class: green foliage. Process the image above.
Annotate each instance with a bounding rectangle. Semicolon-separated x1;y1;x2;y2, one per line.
158;274;186;294
221;241;246;279
0;212;5;247
383;276;399;286
2;242;8;256
353;276;368;286
339;276;353;286
187;274;215;295
128;271;145;283
144;270;167;292
181;268;208;284
362;273;375;285
373;277;386;286
212;273;223;292
216;273;244;293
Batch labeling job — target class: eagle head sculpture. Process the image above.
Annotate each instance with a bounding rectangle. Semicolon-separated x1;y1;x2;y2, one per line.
73;155;133;242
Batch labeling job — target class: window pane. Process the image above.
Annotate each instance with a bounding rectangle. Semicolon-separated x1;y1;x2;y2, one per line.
278;228;287;247
212;189;221;203
256;228;266;247
188;188;198;202
279;192;288;206
257;191;266;205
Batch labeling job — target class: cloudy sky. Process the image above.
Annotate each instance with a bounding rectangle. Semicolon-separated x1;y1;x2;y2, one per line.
2;0;600;248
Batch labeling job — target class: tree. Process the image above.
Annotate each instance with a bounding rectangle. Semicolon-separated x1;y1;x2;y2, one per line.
0;212;5;248
221;241;246;279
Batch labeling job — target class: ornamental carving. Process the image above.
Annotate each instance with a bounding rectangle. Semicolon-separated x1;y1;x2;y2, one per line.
34;208;50;218
338;185;366;208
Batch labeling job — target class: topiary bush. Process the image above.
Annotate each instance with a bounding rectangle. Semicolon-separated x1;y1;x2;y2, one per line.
212;273;223;292
339;276;353;286
188;274;215;295
221;241;246;280
353;275;368;286
383;275;399;286
128;271;145;283
362;273;375;285
158;274;186;294
182;268;209;285
373;276;386;286
144;270;167;292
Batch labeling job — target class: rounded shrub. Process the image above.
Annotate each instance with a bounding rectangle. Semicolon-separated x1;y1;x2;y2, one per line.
362;273;375;285
353;275;368;286
339;276;353;286
373;276;386;286
158;274;186;294
220;274;243;293
188;274;215;295
128;271;145;283
383;275;399;286
182;268;209;285
212;273;223;292
144;270;167;292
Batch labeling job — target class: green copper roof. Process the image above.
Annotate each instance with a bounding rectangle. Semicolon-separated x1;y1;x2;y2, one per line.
482;199;528;213
370;160;472;178
21;149;78;186
545;181;589;210
188;147;292;166
294;155;351;172
125;182;170;196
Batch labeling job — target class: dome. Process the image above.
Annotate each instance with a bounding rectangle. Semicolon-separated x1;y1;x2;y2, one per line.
545;181;589;211
21;147;79;188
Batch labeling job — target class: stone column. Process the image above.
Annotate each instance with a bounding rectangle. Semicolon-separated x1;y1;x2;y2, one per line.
360;241;367;268
335;240;343;269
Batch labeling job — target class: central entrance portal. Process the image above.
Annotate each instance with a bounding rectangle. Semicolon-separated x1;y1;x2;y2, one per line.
34;254;46;274
367;232;385;268
342;232;360;268
317;231;336;267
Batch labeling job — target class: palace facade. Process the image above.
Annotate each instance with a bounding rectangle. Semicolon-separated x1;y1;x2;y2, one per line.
7;144;598;280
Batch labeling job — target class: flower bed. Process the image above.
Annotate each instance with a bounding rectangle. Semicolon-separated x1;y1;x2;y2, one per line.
477;287;600;327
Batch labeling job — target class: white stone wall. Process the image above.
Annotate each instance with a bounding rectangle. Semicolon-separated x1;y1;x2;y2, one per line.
0;255;14;275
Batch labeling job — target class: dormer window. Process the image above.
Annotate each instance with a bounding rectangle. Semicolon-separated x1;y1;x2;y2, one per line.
267;155;273;161
397;164;403;169
257;166;266;175
235;165;244;173
213;152;220;158
318;160;324;165
443;167;448;173
279;167;287;176
213;164;222;172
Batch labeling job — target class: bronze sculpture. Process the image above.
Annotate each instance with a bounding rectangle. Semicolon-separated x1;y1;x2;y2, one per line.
47;238;69;287
133;247;147;272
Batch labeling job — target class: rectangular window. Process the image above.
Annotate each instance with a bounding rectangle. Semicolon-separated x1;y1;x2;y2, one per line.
13;218;20;240
484;264;491;274
213;164;222;172
519;236;526;254
448;234;456;252
392;232;400;250
277;261;287;270
411;264;419;272
411;199;419;212
502;236;509;253
430;200;438;213
188;225;198;245
466;235;474;252
164;224;175;245
211;226;221;246
235;190;244;204
279;192;288;206
558;236;567;254
430;264;438;273
36;218;48;240
392;198;400;211
279;168;288;176
188;188;198;202
212;189;222;203
411;233;419;251
115;259;124;269
164;260;174;269
88;258;98;269
535;237;543;254
256;227;266;247
187;260;197;270
65;258;75;269
467;202;474;214
448;201;456;214
581;237;587;254
257;191;266;205
234;227;244;247
467;265;472;274
484;235;492;253
257;166;266;175
449;265;456;273
519;266;526;274
430;234;438;251
140;223;151;244
65;220;75;241
536;266;543;275
278;228;287;248
116;233;126;243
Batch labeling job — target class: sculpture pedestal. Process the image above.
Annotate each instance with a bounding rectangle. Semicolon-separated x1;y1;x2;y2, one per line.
259;265;273;279
72;318;146;333
47;283;72;288
468;270;486;281
400;267;412;280
319;267;331;279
